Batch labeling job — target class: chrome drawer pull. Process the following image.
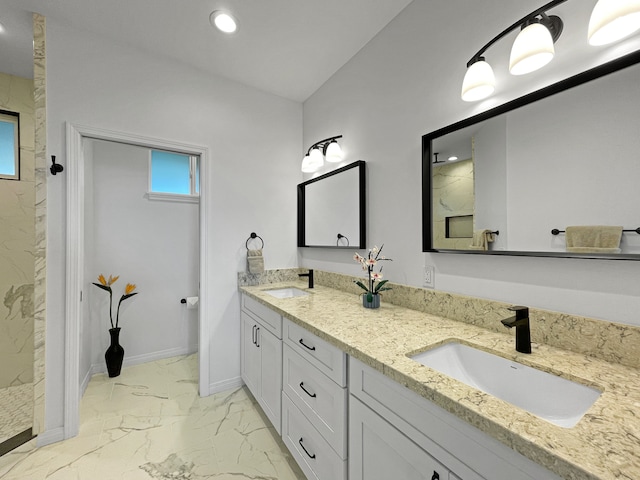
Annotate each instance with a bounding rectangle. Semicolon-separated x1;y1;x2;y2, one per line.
299;338;316;351
299;438;316;459
299;381;317;398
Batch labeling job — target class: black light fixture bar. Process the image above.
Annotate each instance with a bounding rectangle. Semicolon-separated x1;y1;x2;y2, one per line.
306;135;343;155
466;0;569;67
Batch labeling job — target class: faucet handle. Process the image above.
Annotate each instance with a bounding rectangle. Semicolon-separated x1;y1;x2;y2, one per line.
508;305;529;321
508;305;528;312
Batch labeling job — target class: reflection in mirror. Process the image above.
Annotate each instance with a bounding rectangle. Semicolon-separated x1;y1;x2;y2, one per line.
423;51;640;259
298;160;366;248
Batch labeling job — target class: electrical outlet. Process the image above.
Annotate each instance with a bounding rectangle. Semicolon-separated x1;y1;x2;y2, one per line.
423;265;435;289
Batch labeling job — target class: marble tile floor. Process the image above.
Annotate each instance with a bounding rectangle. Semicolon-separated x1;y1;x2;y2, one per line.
0;354;306;479
0;383;33;445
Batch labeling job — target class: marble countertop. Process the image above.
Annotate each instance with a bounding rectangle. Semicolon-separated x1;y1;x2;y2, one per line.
240;281;640;480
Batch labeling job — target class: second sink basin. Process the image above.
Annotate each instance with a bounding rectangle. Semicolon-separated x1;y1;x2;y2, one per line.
264;287;310;299
410;342;601;428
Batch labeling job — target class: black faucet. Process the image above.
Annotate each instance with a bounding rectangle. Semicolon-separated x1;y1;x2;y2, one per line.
298;269;314;289
501;306;531;354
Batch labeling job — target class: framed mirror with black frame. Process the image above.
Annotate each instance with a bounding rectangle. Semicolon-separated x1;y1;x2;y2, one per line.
298;160;366;249
422;49;640;260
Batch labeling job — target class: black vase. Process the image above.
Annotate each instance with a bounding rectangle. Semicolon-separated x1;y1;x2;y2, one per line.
105;327;124;377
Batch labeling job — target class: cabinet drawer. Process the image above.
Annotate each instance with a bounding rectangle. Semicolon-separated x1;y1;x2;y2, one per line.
242;294;282;338
282;393;347;480
283;318;346;386
283;344;347;458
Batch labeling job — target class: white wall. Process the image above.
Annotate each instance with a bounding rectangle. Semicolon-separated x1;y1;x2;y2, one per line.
45;20;302;435
506;65;640;253
301;0;640;326
474;116;507;251
79;138;93;390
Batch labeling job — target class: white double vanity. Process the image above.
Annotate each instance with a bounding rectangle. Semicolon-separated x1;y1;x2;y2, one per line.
237;279;625;480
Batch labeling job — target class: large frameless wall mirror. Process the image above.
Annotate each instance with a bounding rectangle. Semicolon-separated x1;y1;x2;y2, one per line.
298;160;366;249
422;50;640;260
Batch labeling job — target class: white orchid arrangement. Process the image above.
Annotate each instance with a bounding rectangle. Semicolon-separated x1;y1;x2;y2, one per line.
353;245;392;303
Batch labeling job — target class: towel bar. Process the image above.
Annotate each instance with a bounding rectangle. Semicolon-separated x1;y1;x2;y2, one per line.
551;228;640;235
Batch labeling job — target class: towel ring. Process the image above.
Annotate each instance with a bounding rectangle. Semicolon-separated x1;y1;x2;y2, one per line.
337;233;350;246
246;232;264;250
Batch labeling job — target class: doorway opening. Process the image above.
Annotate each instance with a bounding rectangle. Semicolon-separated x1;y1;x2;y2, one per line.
65;124;210;439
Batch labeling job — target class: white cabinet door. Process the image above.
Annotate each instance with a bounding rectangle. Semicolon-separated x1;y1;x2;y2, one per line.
350;395;449;480
241;311;260;397
241;310;282;434
258;325;282;434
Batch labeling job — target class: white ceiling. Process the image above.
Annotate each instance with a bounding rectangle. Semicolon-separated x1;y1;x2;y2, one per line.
0;0;414;101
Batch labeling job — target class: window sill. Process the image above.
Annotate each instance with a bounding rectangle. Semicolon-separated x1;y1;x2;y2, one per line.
145;192;199;204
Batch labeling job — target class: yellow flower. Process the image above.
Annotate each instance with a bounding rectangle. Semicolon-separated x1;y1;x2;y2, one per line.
97;274;107;286
125;283;136;295
108;275;119;285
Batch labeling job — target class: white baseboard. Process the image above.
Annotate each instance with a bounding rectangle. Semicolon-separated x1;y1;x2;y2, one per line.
208;376;243;396
90;345;198;376
80;366;93;397
36;427;64;447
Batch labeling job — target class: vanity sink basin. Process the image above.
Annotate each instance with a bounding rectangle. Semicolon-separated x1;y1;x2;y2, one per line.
410;342;601;428
264;287;310;299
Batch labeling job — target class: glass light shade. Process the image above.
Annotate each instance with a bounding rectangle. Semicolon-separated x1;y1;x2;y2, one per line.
509;22;555;76
301;154;315;173
461;60;495;102
210;11;238;33
325;141;344;163
301;148;323;173
588;0;640;46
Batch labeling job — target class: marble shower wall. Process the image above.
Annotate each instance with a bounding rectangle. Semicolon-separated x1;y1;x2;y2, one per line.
0;72;35;388
432;158;475;250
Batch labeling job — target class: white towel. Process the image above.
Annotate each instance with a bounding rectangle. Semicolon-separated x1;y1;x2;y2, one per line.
565;226;622;253
247;249;264;274
468;229;494;251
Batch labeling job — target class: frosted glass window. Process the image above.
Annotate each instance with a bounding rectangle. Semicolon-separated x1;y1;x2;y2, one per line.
0;112;19;180
150;150;199;196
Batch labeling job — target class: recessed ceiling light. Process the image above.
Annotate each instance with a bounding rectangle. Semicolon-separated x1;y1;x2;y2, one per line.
210;10;238;34
448;156;458;161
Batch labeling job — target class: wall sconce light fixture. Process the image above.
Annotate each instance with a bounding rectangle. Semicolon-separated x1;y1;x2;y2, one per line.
461;0;640;102
301;135;344;172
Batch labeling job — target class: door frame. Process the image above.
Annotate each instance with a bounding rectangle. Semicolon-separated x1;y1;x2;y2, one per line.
64;122;210;438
